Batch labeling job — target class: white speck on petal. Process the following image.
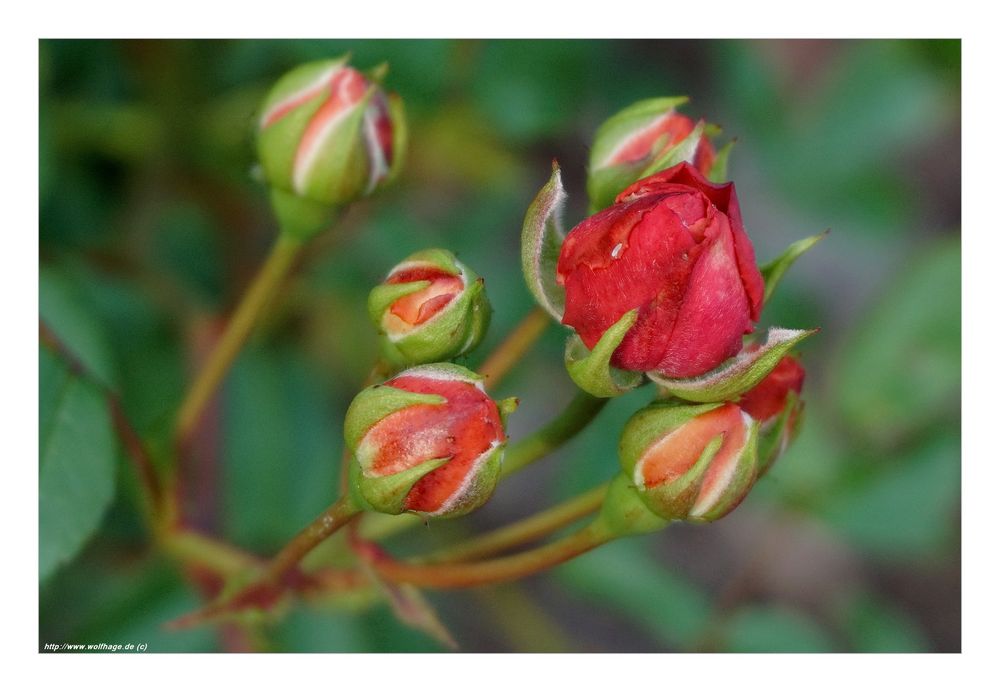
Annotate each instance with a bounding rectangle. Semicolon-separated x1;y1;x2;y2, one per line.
611;243;624;259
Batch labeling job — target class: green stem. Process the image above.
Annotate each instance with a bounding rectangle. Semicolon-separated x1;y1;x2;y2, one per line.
501;389;608;478
175;233;304;445
263;495;361;583
423;482;610;563
373;521;614;589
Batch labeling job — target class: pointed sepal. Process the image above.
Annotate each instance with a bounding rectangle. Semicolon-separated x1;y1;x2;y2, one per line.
521;162;567;321
649;327;817;403
350;455;452;515
707;139;735;183
760;230;829;303
564;309;643;398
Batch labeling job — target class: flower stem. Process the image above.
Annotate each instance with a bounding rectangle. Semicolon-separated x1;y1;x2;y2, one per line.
501;389;607;478
422;481;610;563
372;521;614;589
478;306;551;389
174;233;304;445
263;495;362;584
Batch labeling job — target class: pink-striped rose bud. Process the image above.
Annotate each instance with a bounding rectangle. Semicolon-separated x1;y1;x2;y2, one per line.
738;355;805;475
587;97;717;211
618;401;759;522
256;57;406;238
344;364;516;518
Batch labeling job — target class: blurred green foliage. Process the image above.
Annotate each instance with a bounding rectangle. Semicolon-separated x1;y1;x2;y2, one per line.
39;39;960;652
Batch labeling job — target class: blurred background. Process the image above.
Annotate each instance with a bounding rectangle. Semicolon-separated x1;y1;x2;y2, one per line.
39;39;960;652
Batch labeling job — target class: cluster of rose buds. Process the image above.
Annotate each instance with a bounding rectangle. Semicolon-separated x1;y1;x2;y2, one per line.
255;58;815;531
522;97;818;527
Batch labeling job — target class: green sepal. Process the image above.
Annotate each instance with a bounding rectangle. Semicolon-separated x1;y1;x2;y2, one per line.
565;309;643;398
385;92;408;184
343;385;445;451
649;327;817;403
350;454;452;516
497;397;519;427
270;186;341;241
521;162;567;321
595;473;670;538
707;139;735;184
689;420;759;522
760;230;829;303
757;391;803;476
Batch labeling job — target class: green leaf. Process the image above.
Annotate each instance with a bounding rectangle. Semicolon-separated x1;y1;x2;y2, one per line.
835;239;960;448
520;163;567;321
39;266;117;390
39;346;117;581
722;605;836;652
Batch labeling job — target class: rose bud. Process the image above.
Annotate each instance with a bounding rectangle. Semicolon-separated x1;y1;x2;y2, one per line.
557;162;765;379
738;355;805;475
619;401;759;522
344;364;516;518
368;249;491;366
256;57;406;238
587;97;717;211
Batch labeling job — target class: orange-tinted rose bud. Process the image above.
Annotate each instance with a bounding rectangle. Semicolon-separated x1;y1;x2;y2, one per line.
619;401;759;522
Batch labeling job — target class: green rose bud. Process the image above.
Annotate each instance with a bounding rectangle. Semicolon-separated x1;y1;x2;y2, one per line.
344;363;516;518
618;401;759;522
586;97;717;212
256;56;407;239
368;249;491;367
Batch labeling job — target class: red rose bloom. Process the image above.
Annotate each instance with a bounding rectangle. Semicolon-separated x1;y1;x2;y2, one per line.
738;356;805;422
556;162;765;378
